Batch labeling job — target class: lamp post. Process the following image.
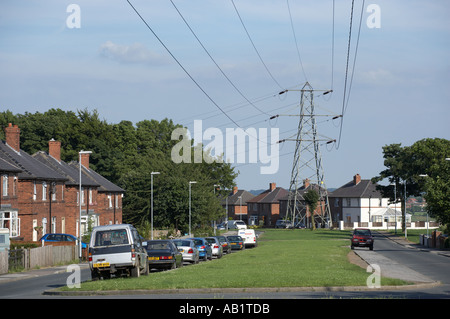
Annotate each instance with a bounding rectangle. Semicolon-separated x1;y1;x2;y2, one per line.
79;150;92;261
151;172;160;240
189;181;197;236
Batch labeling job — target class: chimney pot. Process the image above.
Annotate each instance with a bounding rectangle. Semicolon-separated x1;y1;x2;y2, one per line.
80;153;90;170
48;139;61;162
5;123;20;152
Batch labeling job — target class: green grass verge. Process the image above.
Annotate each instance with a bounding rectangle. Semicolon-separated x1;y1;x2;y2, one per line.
68;229;407;291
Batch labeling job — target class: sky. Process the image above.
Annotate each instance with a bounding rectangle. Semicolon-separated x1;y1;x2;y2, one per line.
1;0;449;191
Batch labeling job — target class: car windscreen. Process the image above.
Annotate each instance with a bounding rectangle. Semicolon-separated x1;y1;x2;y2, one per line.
173;240;191;247
227;236;241;241
205;238;216;244
147;242;171;250
354;229;371;236
94;229;129;246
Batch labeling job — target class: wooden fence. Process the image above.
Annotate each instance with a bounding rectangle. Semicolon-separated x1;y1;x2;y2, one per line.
0;244;79;275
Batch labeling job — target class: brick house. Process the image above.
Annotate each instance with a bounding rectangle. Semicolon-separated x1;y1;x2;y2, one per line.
0;123;124;241
247;182;288;226
221;187;255;223
279;179;329;227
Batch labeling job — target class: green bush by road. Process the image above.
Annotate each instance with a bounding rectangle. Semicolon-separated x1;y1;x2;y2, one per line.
72;229;407;291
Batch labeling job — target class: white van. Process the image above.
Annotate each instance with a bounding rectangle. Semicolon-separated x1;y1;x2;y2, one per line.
89;224;149;280
227;220;247;230
238;229;257;247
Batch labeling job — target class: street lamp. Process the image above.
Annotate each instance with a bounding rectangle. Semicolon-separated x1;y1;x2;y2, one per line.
79;150;92;261
151;172;160;240
189;181;197;236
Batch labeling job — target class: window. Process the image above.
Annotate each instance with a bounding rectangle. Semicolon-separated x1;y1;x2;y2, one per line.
42;182;47;201
89;188;93;204
334;198;339;207
2;175;8;197
0;211;20;237
108;194;112;208
33;181;37;200
346;198;351;207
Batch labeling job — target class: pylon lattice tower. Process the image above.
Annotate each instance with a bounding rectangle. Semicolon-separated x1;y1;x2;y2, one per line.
282;82;333;227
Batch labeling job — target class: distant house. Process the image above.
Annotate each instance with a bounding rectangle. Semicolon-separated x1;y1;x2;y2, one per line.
279;179;329;227
0;123;124;242
247;183;288;226
328;174;389;226
221;187;255;223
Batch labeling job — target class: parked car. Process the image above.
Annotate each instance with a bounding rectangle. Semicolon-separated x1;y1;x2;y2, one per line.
227;220;247;230
172;239;199;264
238;229;258;248
40;233;88;249
275;220;292;229
205;237;223;258
294;222;306;229
351;228;374;250
216;222;226;230
188;237;212;261
88;224;149;280
145;240;183;270
226;235;245;250
215;235;232;254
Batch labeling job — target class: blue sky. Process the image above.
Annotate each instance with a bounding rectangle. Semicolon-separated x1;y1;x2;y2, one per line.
1;1;449;191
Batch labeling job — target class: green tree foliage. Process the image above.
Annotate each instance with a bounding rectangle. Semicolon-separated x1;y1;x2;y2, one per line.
373;138;450;229
0;108;237;235
303;189;319;230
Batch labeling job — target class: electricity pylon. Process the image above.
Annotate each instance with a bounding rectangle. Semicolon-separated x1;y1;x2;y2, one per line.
278;82;334;228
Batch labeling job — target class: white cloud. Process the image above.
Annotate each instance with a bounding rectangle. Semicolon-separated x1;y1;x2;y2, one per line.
99;41;168;65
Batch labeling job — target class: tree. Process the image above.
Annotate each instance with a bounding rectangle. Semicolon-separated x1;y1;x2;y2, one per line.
373;138;450;230
303;189;319;230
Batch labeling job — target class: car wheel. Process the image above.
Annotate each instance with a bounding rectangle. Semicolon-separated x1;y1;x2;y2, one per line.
131;260;140;278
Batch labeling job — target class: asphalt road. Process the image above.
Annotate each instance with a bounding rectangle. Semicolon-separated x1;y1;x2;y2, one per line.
0;231;449;299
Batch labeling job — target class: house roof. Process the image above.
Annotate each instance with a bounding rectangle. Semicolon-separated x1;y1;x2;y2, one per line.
68;161;124;193
32;151;100;187
0;141;67;181
222;189;255;206
0;157;22;173
279;183;328;202
247;187;288;204
329;179;382;198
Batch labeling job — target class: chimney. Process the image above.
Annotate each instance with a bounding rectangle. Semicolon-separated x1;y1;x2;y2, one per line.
303;178;310;189
232;186;238;195
353;174;361;185
48;139;61;162
269;182;276;191
5;123;20;152
80;153;90;169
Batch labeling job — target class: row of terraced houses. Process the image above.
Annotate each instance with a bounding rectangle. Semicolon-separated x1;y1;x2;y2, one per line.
0;123;124;242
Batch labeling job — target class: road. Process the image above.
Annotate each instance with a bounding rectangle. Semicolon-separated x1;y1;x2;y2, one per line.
0;232;448;299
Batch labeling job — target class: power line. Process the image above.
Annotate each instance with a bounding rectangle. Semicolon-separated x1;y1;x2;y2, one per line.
286;0;308;83
169;0;272;117
335;0;364;150
126;0;240;127
231;0;285;90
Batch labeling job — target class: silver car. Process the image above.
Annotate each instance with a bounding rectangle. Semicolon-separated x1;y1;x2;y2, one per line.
172;239;199;264
205;237;223;259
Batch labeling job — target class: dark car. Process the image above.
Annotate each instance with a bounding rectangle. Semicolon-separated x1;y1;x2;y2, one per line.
40;233;87;249
145;240;183;270
226;235;245;250
351;228;374;250
215;235;232;254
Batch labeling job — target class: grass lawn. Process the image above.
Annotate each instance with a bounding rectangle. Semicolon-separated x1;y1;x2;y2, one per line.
71;229;407;291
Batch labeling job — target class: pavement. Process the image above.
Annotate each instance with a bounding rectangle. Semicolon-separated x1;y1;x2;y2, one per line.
1;232;448;296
